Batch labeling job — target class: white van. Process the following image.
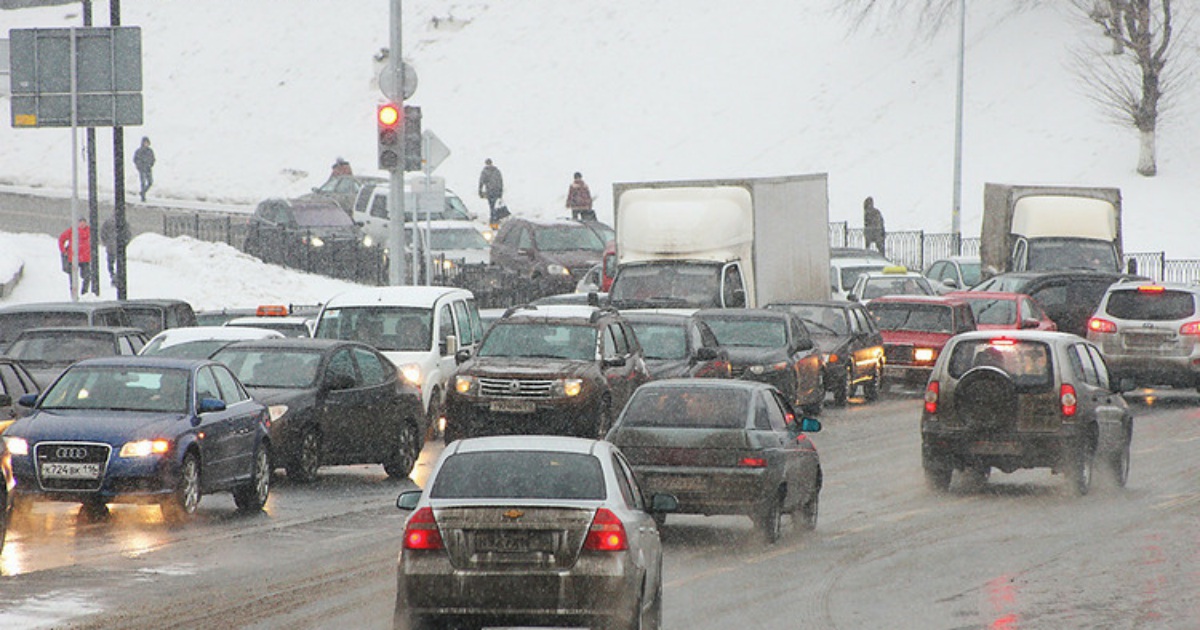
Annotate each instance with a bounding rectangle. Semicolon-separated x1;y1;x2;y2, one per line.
312;286;483;433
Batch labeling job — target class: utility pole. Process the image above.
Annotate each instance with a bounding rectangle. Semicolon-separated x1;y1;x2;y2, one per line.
386;0;408;286
951;0;965;254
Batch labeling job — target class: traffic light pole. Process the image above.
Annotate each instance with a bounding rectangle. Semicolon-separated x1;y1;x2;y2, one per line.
386;0;407;286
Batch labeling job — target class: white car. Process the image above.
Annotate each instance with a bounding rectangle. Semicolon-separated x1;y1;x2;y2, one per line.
830;256;891;301
924;255;983;293
139;325;285;359
847;267;936;304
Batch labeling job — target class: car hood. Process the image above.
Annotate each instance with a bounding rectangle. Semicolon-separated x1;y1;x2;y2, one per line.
643;358;691;380
724;346;790;365
243;386;316;406
9;409;189;443
879;330;954;346
540;250;602;268
462;357;596;379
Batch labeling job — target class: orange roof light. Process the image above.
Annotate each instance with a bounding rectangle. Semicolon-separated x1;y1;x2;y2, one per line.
256;305;289;317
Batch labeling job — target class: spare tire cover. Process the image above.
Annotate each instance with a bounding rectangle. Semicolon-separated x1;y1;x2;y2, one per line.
953;366;1018;433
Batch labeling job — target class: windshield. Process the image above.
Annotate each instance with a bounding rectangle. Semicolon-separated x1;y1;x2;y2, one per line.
211;348;322;389
429;228;489;250
947;339;1053;390
770;305;848;336
1027;239;1118;271
622;387;750;429
430;451;605;500
868;303;953;333
960;297;1017;326
702;318;788;348
840;264;888;290
8;331;115;365
861;276;933;299
40;366;191;413
125;308;164;337
959;262;982;286
610;263;721;308
477;322;597;360
536;226;605;251
0;312;89;344
292;206;355;228
315;306;432;351
629;322;688;360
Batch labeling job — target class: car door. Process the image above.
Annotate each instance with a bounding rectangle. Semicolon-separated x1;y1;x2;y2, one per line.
211;364;261;481
350;346;398;461
610;450;662;598
193;365;242;488
788;316;822;403
751;391;800;509
767;390;819;511
435;301;458;395
1076;343;1130;449
601;324;637;410
318;347;372;461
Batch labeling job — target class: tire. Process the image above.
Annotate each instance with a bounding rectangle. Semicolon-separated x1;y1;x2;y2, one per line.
924;463;952;492
755;493;783;544
800;371;824;416
287;428;321;483
425;390;445;442
0;491;7;555
863;363;882;401
1110;433;1131;488
588;395;614;439
832;365;852;406
797;487;819;531
234;446;271;513
961;465;991;489
162;452;201;524
642;580;663;630
1066;437;1095;496
384;421;422;480
954;367;1018;433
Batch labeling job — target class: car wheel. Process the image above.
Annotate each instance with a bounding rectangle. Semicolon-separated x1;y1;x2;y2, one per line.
641;579;663;630
233;446;271;513
288;428;321;483
800;371;824;416
924;461;952;492
162;452;201;524
961;465;991;489
425;389;445;442
1110;432;1131;488
863;363;882;401
384;420;422;480
832;365;853;406
1066;436;1095;496
797;485;820;531
755;492;783;544
594;395;614;438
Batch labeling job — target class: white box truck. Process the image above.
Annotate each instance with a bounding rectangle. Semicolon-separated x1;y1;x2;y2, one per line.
608;174;830;309
981;183;1124;276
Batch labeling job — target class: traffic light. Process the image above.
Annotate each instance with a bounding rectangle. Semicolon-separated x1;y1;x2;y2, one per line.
403;105;422;172
377;103;401;170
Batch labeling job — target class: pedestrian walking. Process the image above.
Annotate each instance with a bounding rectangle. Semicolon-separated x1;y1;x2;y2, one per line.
331;157;353;177
100;217;131;285
566;172;595;221
478;158;504;225
134;136;156;202
58;218;93;294
863;196;887;257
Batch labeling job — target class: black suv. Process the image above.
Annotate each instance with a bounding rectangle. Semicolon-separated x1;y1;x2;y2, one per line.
444;305;650;441
768;300;885;405
972;270;1146;336
490;218;608;296
0;301;131;347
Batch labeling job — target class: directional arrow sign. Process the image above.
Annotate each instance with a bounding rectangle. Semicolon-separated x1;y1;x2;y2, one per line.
422;130;450;174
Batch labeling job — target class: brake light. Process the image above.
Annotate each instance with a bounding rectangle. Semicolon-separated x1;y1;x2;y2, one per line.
739;456;768;468
989;338;1016;346
924;381;939;414
584;508;628;551
402;507;444;550
695;360;731;378
1088;318;1117;334
1180;321;1200;336
1137;285;1165;293
1060;384;1077;417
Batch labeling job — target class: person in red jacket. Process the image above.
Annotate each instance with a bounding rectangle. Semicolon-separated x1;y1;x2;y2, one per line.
566;172;594;221
58;218;93;294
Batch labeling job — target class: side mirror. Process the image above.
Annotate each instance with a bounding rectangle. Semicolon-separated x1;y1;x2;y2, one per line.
603;356;627;368
846;293;859;302
17;394;37;408
1114;377;1136;394
800;417;822;433
442;334;458;357
455;348;473;365
1019;318;1040;329
794;338;814;352
198;397;227;414
942;278;959;288
693;346;719;362
649;493;679;514
396;490;422;511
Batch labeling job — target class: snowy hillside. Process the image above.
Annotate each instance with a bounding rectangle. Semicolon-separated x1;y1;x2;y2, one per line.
1;0;1196;257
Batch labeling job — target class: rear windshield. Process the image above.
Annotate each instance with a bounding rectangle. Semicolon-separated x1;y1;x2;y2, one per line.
628;322;688;360
769;304;848;336
621;387;750;429
702;318;787;348
0;312;89;344
1105;289;1196;321
8;331;115;364
960;297;1017;326
946;339;1053;390
430;451;605;500
868;303;953;333
211;348;323;389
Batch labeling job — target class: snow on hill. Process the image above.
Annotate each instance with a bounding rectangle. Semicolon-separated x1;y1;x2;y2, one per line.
1;0;1196;260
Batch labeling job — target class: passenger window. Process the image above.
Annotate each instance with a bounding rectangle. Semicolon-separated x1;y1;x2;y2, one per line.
1085;345;1111;390
438;304;456;352
0;365;15;397
327;349;359;387
722;264;745;306
118;336;135;355
466;299;483;343
212;366;248;403
610;453;641;510
370;194;389;219
830;267;840;293
517;227;533;250
602;326;619;360
196;367;221;402
609;324;629;355
453;301;473;345
354;184;374;214
763;392;789;432
129;335;145;353
1071;345;1100;386
753;395;772;430
353;348;387;386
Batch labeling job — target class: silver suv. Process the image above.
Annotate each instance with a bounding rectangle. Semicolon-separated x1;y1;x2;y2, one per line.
1087;281;1200;391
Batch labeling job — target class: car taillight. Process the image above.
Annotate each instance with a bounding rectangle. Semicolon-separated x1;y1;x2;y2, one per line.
1087;317;1117;334
924;381;939;414
1180;321;1200;336
738;456;768;468
695;360;731;378
1060;384;1077;417
402;507;444;550
584;508;628;551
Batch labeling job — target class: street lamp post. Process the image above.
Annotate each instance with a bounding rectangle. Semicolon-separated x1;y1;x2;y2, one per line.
951;0;965;254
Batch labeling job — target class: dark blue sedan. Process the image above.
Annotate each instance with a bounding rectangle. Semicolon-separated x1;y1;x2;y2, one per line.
1;357;271;523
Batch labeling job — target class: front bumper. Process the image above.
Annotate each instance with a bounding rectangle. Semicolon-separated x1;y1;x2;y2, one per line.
446;395;600;438
883;364;933;386
11;452;178;504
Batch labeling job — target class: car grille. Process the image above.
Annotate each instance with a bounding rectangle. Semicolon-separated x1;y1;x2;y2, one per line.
478;377;556;398
884;343;914;365
35;441;111;491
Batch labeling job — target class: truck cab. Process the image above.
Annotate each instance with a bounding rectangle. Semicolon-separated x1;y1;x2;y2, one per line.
609;259;748;310
981;184;1123;277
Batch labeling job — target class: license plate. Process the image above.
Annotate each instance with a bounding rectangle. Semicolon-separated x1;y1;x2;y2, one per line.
490;399;536;414
660;476;709;492
474;530;551;553
970;441;1021;455
41;462;101;479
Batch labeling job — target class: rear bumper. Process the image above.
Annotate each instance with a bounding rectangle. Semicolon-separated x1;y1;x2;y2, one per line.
921;424;1088;470
1105;355;1200;388
634;466;774;515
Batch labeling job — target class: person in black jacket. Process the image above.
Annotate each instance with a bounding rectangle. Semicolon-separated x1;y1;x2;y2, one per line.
863;196;887;256
134;137;156;202
478;158;504;224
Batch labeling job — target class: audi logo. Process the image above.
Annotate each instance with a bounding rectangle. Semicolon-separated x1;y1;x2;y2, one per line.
55;446;90;460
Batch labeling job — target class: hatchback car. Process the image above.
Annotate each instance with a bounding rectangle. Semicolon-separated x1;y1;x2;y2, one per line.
0;300;131;347
971;269;1145;336
944;291;1057;332
490;218;607;296
924;255;983;292
393;436;675;630
867;295;977;389
1087;281;1200;391
621;312;731;380
694;308;825;415
242;197;371;269
6;326;148;386
768;300;886;405
211;339;424;481
848;267;936;304
3;357;271;522
447;305;650;441
606;380;822;543
921;330;1134;495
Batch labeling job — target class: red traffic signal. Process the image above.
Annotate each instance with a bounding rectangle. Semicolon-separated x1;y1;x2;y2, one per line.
378;103;402;170
378;103;400;128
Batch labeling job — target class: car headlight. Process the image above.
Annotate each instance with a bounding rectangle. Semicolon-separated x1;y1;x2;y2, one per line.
550;378;584;397
913;348;937;364
455;375;477;395
4;436;28;456
308;236;325;248
268;404;289;423
119;439;172;458
547;263;570;276
749;361;789;374
400;364;423;387
362;235;374;248
481;229;495;242
440;259;457;271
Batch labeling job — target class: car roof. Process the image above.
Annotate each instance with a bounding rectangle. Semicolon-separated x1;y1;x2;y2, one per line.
619;312;695;324
146;326;285;346
1101;280;1200;292
947;329;1081;344
944;291;1029;300
120;298;193;308
638;378;774;393
446;435;605;456
857;268;924;279
217;338;363;352
868;295;970;306
694;307;789;321
831;258;891;268
72;356;212;369
323;286;473;308
0;300;126;314
831;247;890;260
14;326;144;336
226;316;312;326
768;300;856;310
503;304;613;322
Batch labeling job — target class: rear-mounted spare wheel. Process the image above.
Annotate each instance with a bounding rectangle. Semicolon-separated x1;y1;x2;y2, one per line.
953;366;1018;433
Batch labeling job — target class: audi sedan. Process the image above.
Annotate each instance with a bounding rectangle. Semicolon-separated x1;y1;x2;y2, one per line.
394;436;676;630
2;357;270;523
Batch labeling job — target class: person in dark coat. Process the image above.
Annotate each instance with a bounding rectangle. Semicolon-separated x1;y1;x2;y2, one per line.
133;136;156;202
863;196;887;256
478;158;504;223
566;172;595;221
58;218;93;294
331;157;353;177
100;217;132;285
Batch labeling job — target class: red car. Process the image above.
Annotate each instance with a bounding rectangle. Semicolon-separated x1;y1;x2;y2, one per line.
866;295;977;388
944;291;1057;332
